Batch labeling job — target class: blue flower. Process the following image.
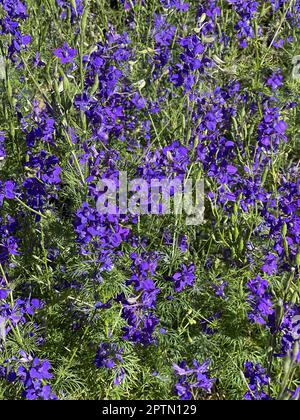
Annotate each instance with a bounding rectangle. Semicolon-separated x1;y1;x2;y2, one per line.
173;359;215;399
244;362;271;400
171;264;195;292
54;42;77;64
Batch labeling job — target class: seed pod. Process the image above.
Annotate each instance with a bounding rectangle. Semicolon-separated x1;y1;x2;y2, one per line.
282;223;288;239
203;36;215;43
243;123;248;139
296;252;300;268
276;303;284;327
0;56;5;80
6;78;13;106
239;237;244;253
70;0;77;14
9;121;15;139
283;238;289;256
81;5;89;34
81;111;87;131
234;225;239;241
262;167;268;185
232;116;239;132
199;13;206;24
46;59;52;84
182;113;186;130
63;74;70;93
212;54;225;65
53;79;62;104
90;74;99;96
292;341;299;363
66;4;72;23
291;291;298;305
193;136;199;150
283;355;291;375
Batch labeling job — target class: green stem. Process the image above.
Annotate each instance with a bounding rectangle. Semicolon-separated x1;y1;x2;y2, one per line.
15;196;47;219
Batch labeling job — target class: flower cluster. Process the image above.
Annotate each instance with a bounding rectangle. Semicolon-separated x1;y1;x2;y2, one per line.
0;297;42;338
120;252;160;346
227;0;260;48
0;353;57;400
278;306;300;363
0;215;19;265
95;342;125;385
173;359;216;400
160;0;189;12
54;42;77;65
247;276;274;325
0;131;6;159
56;0;84;22
0;0;31;60
74;203;130;271
244;362;271;400
18;357;58;400
171;263;195;292
170;34;212;92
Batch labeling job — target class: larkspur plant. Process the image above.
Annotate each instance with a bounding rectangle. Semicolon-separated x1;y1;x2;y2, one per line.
0;0;299;401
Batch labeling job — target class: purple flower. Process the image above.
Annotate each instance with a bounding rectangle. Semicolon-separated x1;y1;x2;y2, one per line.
261;253;278;275
179;235;188;252
17;356;57;400
160;0;189;12
0;131;6;159
244;362;271;400
171;264;195;292
0;181;15;206
226;165;238;175
277;305;300;363
291;386;300;400
114;367;126;386
54;42;77;64
154;15;176;47
0;216;19;264
213;281;228;299
257;103;287;149
247;276;274;325
266;71;283;90
200;313;221;335
173;359;215;400
95;342;124;369
56;0;84;21
131;92;146;109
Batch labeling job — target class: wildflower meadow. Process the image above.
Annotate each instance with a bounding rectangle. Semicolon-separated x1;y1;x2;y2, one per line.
0;0;299;401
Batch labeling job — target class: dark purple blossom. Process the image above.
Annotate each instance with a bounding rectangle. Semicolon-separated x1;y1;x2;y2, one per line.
160;0;189;12
173;359;215;399
18;357;57;400
247;276;274;325
0;131;6;159
0;181;15;206
213;281;228;299
56;0;84;21
95;342;124;369
171;263;195;292
244;362;271;400
278;305;300;363
54;42;77;64
266;71;283;90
